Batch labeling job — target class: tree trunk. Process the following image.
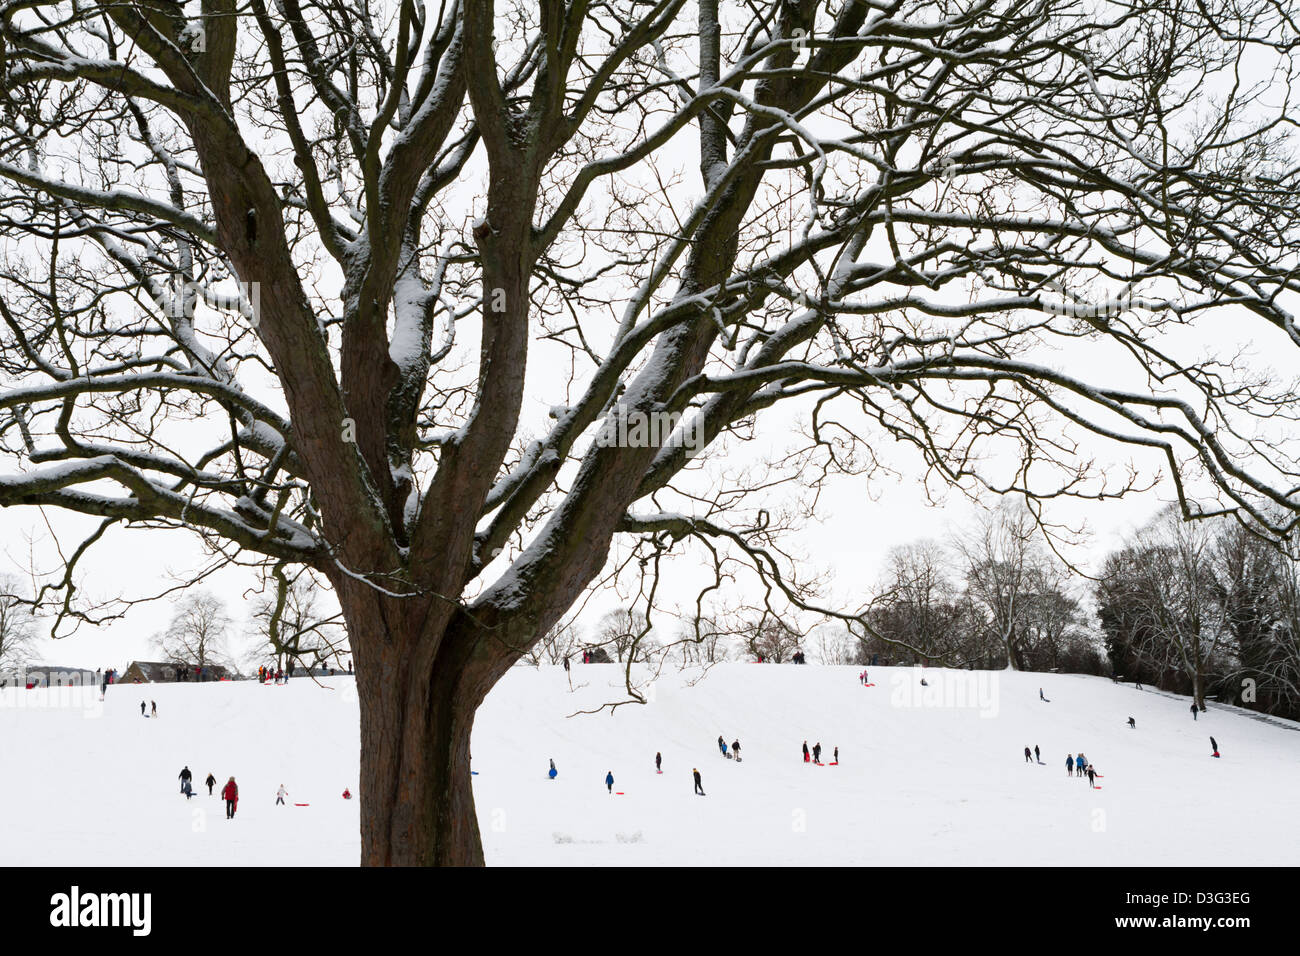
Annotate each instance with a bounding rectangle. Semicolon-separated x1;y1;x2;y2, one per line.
349;603;488;867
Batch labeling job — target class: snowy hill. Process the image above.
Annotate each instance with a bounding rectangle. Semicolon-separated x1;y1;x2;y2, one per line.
0;665;1295;866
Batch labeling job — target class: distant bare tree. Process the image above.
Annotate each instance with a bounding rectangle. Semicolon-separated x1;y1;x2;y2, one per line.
0;575;38;671
593;608;652;663
155;591;232;671
248;566;347;672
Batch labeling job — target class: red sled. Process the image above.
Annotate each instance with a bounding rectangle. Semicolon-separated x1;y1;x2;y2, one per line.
614;791;625;795
862;683;876;687
1212;752;1221;758
294;802;309;806
829;762;839;766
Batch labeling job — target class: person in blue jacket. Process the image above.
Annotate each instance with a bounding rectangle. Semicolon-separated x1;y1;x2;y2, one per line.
549;758;557;779
605;771;614;794
1075;754;1085;777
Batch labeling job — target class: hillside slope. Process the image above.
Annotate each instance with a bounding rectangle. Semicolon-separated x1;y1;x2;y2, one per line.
0;665;1294;865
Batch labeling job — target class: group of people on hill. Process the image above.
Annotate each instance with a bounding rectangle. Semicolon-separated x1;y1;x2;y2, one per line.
801;740;836;764
140;700;157;717
178;766;239;816
259;665;287;684
717;735;741;760
1064;753;1100;787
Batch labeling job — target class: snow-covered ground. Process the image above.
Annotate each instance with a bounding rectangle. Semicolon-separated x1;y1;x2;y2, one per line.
0;665;1295;866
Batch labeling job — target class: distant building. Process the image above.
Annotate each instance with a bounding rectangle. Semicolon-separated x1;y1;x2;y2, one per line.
0;665;97;688
118;661;233;684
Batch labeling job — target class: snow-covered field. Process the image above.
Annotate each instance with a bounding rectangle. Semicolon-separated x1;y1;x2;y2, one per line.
0;664;1295;866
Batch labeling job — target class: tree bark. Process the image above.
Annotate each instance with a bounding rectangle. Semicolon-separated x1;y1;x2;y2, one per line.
347;595;487;866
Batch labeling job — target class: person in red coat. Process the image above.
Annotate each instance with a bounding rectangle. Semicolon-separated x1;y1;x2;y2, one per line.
222;777;239;819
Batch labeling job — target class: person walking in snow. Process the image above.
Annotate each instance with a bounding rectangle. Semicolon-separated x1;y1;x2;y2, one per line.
1210;736;1220;757
605;771;614;794
732;740;741;761
693;768;705;795
140;700;145;716
1066;754;1074;776
178;766;192;793
205;772;216;796
150;700;157;717
1191;702;1198;720
1086;764;1097;787
1034;745;1040;762
1127;717;1136;729
1075;754;1085;777
813;742;822;764
1039;687;1048;702
1024;746;1032;763
802;740;810;763
549;758;557;780
833;746;838;763
222;777;239;819
276;784;288;805
655;752;662;773
717;735;726;756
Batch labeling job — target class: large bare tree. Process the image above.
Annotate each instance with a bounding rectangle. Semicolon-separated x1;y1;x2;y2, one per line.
2;0;1299;865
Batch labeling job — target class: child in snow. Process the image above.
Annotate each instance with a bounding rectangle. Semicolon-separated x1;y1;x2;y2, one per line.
1086;764;1097;788
1128;717;1136;729
833;746;838;763
605;771;614;794
276;785;288;805
1191;703;1198;720
342;788;352;799
803;741;810;763
549;759;557;779
1066;754;1074;775
1024;746;1033;763
693;768;705;796
205;772;216;796
1034;745;1040;762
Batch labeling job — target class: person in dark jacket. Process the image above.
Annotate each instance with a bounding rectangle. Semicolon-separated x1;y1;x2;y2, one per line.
1191;702;1198;720
1033;745;1040;762
812;742;822;763
549;758;557;779
1086;764;1097;788
693;768;705;795
655;752;662;773
178;766;192;792
833;746;838;763
140;700;145;716
1024;746;1032;763
731;740;741;760
802;741;810;763
1066;754;1074;775
1127;717;1136;729
1210;736;1220;757
222;777;239;818
205;772;216;795
605;771;614;794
